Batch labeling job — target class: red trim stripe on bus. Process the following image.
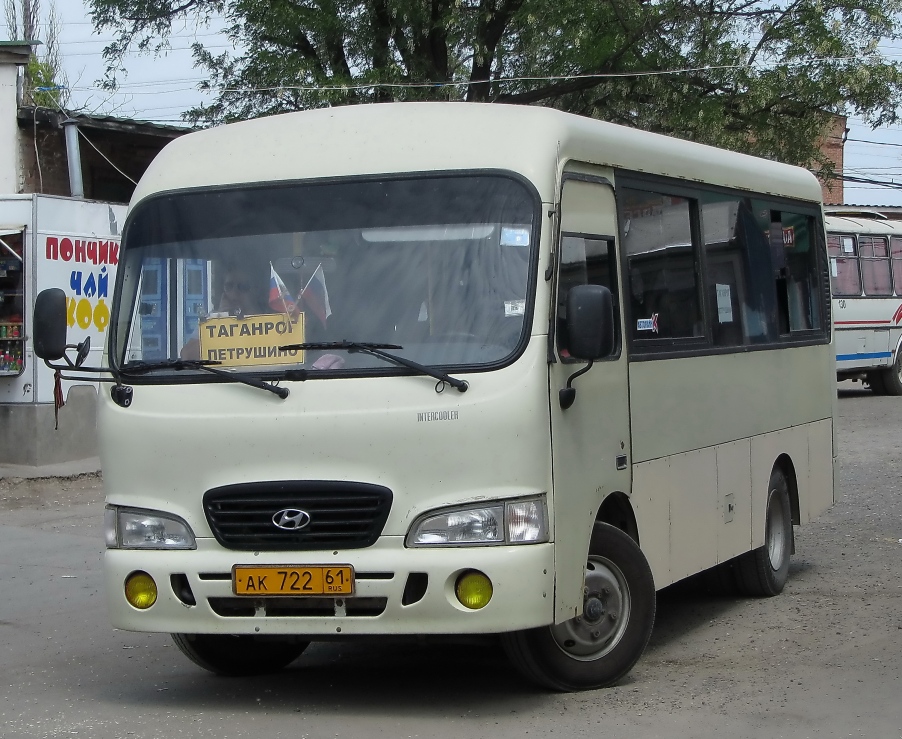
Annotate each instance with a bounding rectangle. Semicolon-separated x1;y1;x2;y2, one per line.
834;320;892;325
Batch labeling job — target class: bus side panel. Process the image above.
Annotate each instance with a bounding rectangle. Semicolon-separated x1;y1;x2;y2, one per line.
715;438;753;564
807;418;835;522
750;427;809;550
667;448;718;584
628;347;831;465
634;426;821;591
632;441;750;590
631;459;675;589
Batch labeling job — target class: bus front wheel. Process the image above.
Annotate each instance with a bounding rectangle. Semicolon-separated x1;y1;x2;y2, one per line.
501;523;656;691
171;633;309;676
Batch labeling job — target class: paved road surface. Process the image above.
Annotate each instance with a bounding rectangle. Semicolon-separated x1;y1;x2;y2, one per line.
1;384;900;738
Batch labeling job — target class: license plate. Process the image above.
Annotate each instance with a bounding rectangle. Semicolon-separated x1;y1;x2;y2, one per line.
232;565;354;596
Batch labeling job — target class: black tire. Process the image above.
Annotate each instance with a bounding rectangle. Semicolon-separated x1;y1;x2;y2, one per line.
735;468;793;597
880;351;902;396
171;633;309;676
866;371;887;395
501;523;656;691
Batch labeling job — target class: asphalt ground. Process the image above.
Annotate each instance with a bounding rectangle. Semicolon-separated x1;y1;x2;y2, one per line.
0;381;900;738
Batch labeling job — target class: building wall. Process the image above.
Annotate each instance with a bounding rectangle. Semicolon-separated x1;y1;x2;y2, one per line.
0;388;100;465
0;59;22;193
17;124;70;196
818;115;847;206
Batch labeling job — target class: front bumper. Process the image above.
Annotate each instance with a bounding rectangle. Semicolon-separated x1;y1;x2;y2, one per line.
105;537;555;635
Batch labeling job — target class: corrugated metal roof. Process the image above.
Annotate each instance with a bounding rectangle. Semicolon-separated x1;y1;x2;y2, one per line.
17;105;193;137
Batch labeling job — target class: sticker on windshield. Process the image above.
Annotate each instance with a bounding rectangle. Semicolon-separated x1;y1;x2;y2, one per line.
199;313;305;367
500;228;530;247
505;300;526;317
637;314;659;333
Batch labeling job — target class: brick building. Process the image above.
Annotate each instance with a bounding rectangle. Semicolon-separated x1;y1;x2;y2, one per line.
818;114;848;206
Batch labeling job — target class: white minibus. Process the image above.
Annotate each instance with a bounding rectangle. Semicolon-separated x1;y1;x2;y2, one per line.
825;213;902;394
33;103;836;691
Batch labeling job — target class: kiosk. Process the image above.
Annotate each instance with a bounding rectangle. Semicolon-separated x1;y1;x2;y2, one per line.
0;194;125;465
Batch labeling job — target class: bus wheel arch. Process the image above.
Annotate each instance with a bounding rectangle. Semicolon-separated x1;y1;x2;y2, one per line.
596;491;640;546
500;522;655;691
774;454;801;527
880;339;902;395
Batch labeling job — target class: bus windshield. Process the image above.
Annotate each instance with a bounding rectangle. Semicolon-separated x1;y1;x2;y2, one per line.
111;175;537;377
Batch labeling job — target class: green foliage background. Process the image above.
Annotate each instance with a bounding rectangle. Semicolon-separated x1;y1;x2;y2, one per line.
89;0;902;175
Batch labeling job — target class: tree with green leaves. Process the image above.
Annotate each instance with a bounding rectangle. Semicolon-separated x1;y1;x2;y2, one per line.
4;0;69;108
88;0;902;175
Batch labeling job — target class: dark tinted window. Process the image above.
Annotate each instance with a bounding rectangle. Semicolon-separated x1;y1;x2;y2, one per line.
621;189;703;342
618;177;829;357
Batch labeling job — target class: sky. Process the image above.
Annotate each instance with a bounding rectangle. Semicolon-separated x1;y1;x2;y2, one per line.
5;0;902;208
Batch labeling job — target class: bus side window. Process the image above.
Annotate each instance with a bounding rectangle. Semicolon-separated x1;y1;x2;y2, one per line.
620;189;702;343
827;234;862;297
778;211;822;332
701;199;749;347
892;237;902;295
859;236;893;296
556;235;620;360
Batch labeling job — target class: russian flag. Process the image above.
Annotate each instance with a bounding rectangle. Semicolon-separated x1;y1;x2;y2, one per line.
269;263;298;317
301;263;332;328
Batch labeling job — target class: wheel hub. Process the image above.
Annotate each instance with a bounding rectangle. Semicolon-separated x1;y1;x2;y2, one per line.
550;555;631;660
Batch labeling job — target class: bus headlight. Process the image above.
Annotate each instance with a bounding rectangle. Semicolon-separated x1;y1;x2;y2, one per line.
105;506;197;550
406;496;548;547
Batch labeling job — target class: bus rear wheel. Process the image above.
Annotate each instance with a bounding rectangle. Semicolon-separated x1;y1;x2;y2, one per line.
735;468;792;597
501;523;656;691
171;633;309;676
880;352;902;395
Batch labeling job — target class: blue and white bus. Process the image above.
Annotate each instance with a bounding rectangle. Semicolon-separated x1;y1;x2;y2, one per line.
826;213;902;394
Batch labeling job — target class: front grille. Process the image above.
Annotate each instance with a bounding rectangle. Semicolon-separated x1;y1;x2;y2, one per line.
208;596;388;618
203;481;393;551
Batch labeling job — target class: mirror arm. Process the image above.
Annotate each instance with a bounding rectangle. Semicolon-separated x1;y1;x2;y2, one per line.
559;359;594;410
41;357;116;377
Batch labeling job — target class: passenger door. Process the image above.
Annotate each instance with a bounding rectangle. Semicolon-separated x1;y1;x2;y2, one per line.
549;172;632;623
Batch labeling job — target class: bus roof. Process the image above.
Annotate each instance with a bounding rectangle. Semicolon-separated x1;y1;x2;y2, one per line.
131;103;824;207
825;214;902;237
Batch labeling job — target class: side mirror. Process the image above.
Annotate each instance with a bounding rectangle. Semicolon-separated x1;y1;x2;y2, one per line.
566;284;615;360
33;288;68;361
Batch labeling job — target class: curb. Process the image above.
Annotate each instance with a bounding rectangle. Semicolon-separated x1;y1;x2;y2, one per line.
0;457;102;480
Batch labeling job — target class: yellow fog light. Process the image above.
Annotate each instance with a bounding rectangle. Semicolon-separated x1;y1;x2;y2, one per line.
455;570;493;610
125;571;158;609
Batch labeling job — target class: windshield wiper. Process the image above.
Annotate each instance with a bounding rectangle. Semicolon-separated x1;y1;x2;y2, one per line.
118;359;290;399
280;341;469;393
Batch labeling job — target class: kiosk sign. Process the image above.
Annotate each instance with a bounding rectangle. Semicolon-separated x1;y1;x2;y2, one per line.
199;313;305;367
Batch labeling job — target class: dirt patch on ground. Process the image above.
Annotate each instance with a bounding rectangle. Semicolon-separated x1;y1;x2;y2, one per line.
0;473;104;512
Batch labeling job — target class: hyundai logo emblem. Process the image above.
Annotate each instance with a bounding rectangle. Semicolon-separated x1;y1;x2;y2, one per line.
272;508;311;530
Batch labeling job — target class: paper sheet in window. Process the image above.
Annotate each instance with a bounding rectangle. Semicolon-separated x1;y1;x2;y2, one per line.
716;283;734;324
